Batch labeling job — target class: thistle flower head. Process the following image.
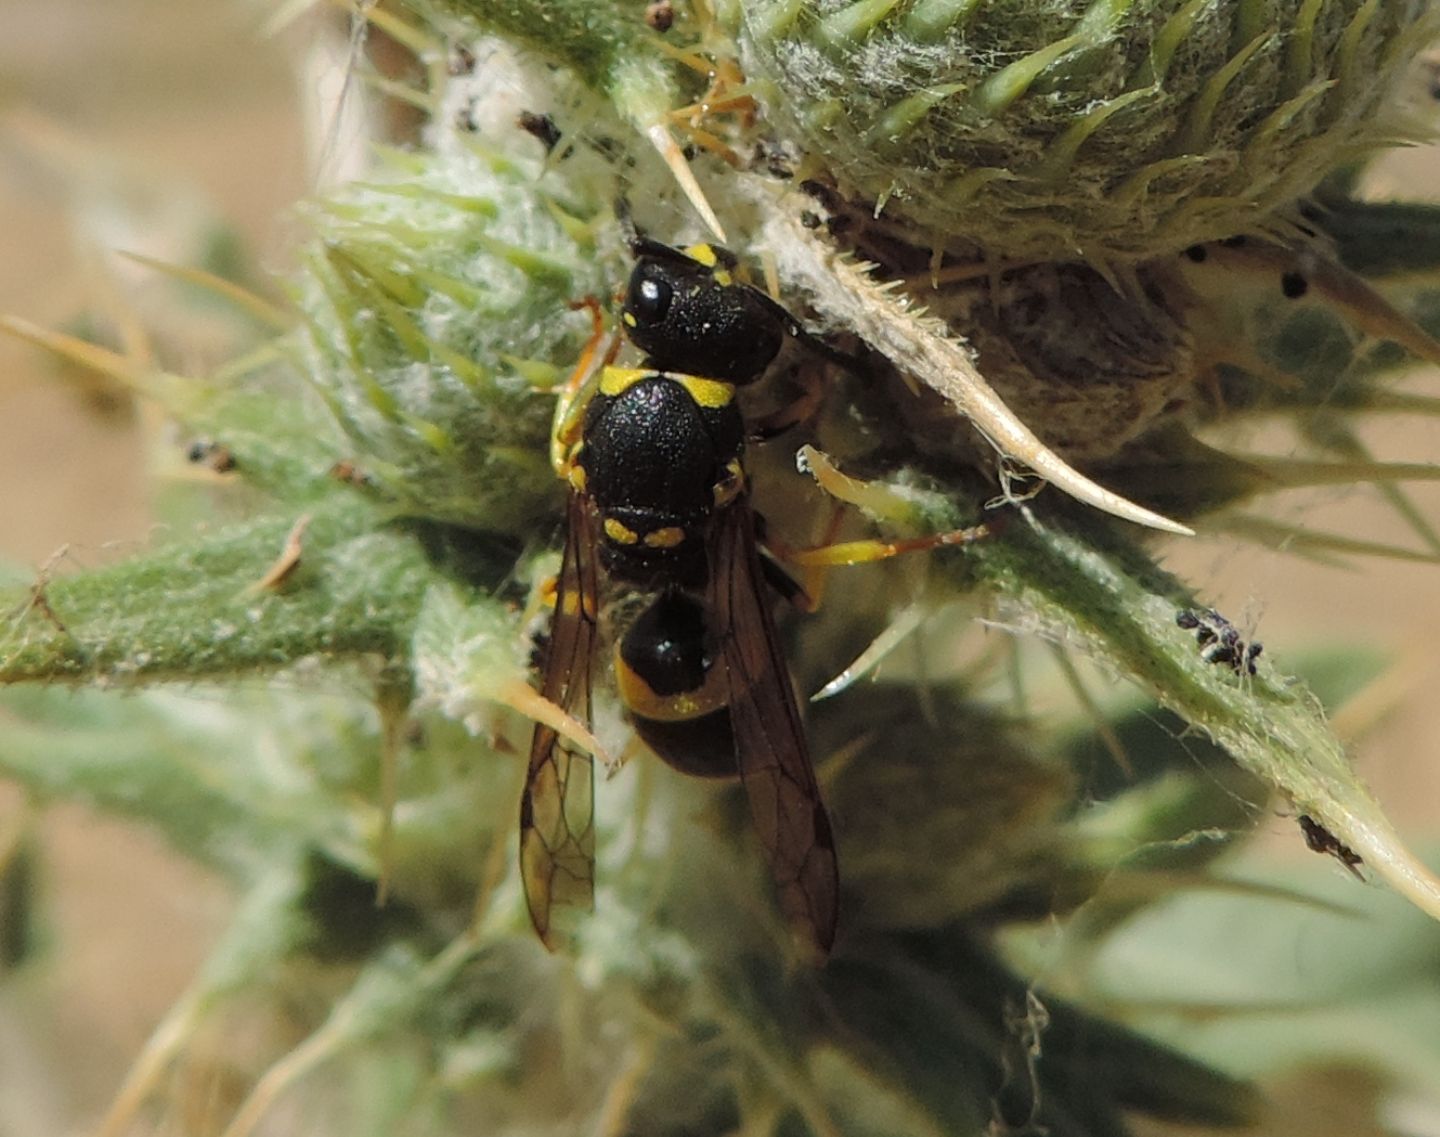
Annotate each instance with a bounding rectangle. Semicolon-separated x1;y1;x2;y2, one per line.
720;0;1437;259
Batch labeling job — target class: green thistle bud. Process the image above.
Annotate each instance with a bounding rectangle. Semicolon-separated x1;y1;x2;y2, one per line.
723;0;1437;259
295;141;607;533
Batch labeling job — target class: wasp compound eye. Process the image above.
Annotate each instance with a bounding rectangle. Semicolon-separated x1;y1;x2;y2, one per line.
625;267;673;326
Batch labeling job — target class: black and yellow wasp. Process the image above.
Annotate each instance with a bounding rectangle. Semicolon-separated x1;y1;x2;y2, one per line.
520;234;840;955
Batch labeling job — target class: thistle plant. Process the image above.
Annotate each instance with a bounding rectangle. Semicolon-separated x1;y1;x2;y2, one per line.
4;2;1440;1135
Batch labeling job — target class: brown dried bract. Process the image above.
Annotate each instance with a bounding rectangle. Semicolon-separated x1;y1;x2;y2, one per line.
249;515;312;593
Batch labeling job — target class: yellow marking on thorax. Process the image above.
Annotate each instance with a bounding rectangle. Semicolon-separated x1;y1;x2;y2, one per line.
599;366;653;398
682;243;733;285
684;243;719;267
675;375;734;408
603;517;640;545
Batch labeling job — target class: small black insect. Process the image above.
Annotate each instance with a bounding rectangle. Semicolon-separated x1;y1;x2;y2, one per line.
516;110;562;153
1298;814;1364;880
186;438;236;474
448;44;476;76
1176;607;1261;676
328;459;374;488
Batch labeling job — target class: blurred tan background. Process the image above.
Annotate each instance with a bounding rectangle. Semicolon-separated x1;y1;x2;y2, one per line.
0;3;1438;1133
0;1;307;1126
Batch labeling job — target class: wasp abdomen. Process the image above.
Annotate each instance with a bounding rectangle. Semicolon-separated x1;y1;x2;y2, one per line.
630;711;738;779
614;589;737;779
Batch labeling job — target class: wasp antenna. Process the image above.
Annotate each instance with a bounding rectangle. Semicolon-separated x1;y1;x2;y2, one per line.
614;199;700;266
644;122;726;243
614;196;640;251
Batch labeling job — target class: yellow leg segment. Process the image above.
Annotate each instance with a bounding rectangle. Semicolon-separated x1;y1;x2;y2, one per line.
550;297;618;476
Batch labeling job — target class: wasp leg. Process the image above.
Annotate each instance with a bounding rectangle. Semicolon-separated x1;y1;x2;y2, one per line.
748;366;827;441
786;525;994;567
788;444;996;568
755;536;813;610
753;503;845;613
550;297;620;476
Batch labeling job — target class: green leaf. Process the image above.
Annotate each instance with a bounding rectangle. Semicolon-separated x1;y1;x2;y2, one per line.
0;496;436;686
970;507;1440;923
1082;843;1440;1089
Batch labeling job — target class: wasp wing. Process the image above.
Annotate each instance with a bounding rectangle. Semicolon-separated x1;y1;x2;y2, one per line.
520;492;600;948
710;499;839;955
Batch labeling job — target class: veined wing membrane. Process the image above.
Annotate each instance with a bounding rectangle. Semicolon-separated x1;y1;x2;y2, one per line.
520;493;600;948
710;499;839;955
